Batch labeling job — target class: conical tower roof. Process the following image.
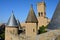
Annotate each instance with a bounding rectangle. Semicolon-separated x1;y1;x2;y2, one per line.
7;11;18;27
25;5;38;23
48;1;60;29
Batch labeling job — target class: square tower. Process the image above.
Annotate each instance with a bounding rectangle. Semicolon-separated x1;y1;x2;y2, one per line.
37;1;50;29
25;5;38;37
37;1;46;17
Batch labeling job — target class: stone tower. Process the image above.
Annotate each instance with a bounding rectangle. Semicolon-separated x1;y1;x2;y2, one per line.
37;0;50;29
48;1;60;29
5;11;19;40
37;0;46;17
25;5;38;37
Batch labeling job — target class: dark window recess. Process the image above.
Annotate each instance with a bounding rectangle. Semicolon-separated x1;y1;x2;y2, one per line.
38;12;40;16
33;29;35;32
24;29;25;33
41;12;43;16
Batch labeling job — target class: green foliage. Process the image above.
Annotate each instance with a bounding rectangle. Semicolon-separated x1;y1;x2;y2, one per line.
0;32;5;39
0;30;5;40
38;25;47;34
0;25;5;40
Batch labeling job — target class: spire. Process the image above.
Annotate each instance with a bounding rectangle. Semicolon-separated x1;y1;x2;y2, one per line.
7;11;18;27
47;1;60;29
25;5;38;23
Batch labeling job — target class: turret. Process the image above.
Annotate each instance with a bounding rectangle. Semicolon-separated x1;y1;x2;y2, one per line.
25;5;38;37
5;11;19;40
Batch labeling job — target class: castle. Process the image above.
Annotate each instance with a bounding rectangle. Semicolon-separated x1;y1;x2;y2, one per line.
4;0;51;40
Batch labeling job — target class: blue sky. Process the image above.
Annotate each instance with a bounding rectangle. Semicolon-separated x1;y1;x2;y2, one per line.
0;0;59;23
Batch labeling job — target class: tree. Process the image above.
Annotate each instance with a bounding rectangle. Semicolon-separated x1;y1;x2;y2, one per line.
38;25;47;34
0;24;5;40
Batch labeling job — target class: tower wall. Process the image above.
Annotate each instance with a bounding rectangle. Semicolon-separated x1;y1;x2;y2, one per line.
38;17;50;29
23;23;37;37
37;2;46;17
37;2;50;29
5;26;18;40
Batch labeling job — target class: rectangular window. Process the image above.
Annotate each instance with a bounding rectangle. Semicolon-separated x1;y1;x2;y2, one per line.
33;29;35;32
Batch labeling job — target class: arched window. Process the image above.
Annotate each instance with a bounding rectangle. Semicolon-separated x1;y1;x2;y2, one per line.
41;12;43;16
38;12;40;16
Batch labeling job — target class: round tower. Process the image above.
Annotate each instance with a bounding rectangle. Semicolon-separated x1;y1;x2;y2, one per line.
5;11;19;40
